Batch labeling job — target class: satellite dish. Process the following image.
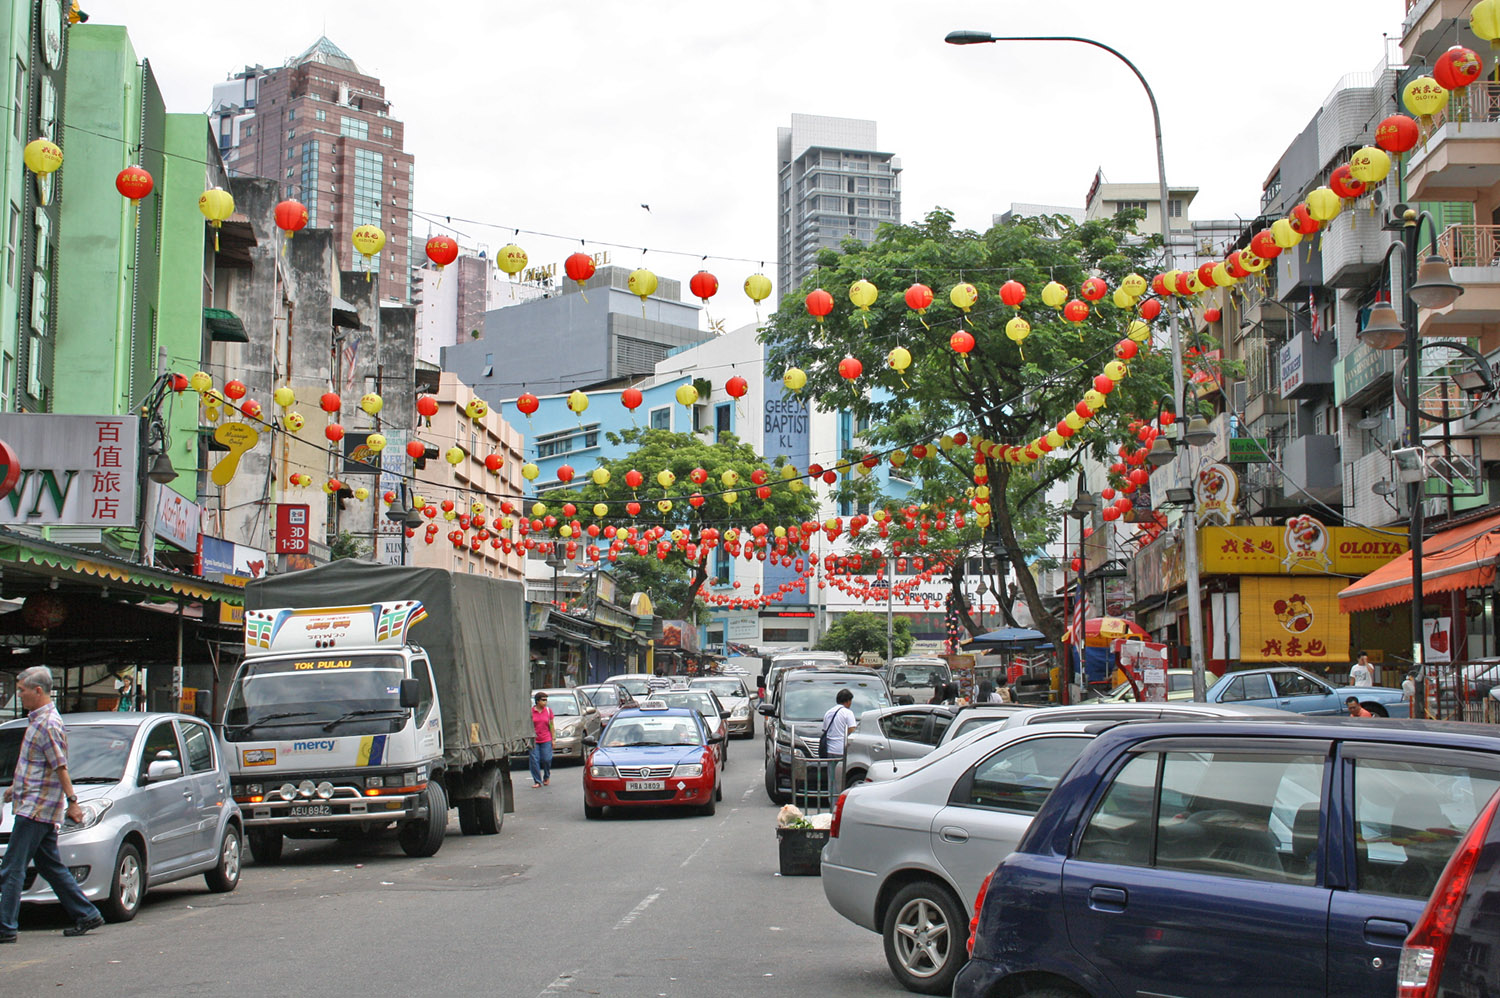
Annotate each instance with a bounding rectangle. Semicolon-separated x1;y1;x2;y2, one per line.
1356;416;1383;430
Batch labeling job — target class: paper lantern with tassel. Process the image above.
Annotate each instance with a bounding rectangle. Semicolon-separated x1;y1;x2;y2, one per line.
351;224;386;279
274;199;308;240
115;165;153;208
23;138;62;203
199;187;236;250
496;243;528;277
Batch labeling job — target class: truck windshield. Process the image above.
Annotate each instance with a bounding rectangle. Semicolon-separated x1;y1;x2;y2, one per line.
225;654;405;731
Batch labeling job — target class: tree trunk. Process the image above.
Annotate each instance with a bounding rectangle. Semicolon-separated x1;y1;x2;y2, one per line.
682;552;711;615
991;462;1066;648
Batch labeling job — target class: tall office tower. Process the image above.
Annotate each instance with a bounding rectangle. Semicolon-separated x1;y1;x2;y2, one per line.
208;37;415;302
776;114;901;295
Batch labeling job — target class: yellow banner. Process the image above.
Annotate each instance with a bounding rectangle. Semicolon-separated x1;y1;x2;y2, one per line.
1240;576;1348;664
1200;524;1406;576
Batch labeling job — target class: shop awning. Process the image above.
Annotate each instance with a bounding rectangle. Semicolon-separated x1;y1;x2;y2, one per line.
1339;512;1500;613
0;527;244;606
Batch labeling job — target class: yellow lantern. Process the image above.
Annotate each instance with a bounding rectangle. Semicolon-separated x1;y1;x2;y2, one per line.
675;384;699;407
856;463;873;477
567;390;589;414
1127;320;1151;343
284;412;305;432
531;502;547;517
472;501;485;516
521;462;540;480
558;525;573;538
744;273;773;304
466;398;488;420
412;495;426;509
1104;360;1128;382
352;487;368;502
593;503;609;517
889;450;907;468
722;490;738;504
1349;146;1392;185
1306;187;1343;223
1270;218;1304;249
1403;76;1450;122
274;386;295;409
445;446;465;465
949;283;978;313
198;187;236;250
23;138;62;204
783;367;807;392
887;346;912;373
360;392;384;416
1241;251;1271;274
1040;281;1068;308
656;469;676;488
1005;317;1031;360
1474;0;1500;49
1111;287;1136;309
721;469;740;487
1045;431;1064;448
1184;272;1206;295
351;224;387;280
496;243;528;277
190;371;213;394
365;432;387;454
591;468;611;486
1120;273;1147;298
1083;389;1107;410
1064;411;1086;431
780;464;798;480
1211;262;1239;287
848;279;878;327
628;268;658;303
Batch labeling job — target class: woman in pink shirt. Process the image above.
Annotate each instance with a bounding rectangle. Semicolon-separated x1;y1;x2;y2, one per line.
529;692;555;787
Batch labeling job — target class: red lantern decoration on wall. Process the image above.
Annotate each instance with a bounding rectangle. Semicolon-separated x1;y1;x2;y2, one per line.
689;270;719;303
484;453;503;472
516;393;539;416
319;392;341;413
806;288;834;323
115;165;153;207
725;375;748;398
274;199;308;238
564;252;596;291
325;423;345;442
425;235;459;269
621;387;643;411
1434;45;1483;91
1375;114;1420;154
949;329;975;354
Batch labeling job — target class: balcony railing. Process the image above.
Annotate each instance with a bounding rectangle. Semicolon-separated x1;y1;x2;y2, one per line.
1433;223;1500;268
1430;81;1500;128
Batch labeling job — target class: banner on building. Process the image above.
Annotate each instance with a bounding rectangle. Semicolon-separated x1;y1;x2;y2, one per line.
1200;521;1406;576
1195;463;1238;525
1423;617;1453;664
0;414;139;527
1240;576;1348;664
154;489;202;552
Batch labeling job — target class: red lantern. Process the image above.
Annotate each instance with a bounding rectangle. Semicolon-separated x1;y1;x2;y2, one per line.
1070;558;1082;573
1138;298;1162;321
1204;308;1222;323
725;375;748;398
516;393;539;416
624;469;643;489
564;252;596;289
416;395;439;419
222;379;247;400
689;270;719;303
690;467;708;484
1151;274;1168;296
1101;487;1116;500
1114;339;1138;360
1102;507;1120;522
274;199;308;238
1159;411;1176;426
319;392;341;413
1226;251;1251;279
325;423;345;442
241;399;263;419
822;470;838;484
621;387;643;411
556;464;574;483
1076;401;1095;418
1290;204;1321;235
1093;375;1115;394
169;373;190;393
1375;114;1420;154
484;453;502;472
1434;46;1482;91
904;283;934;314
949;329;975;354
626;501;641;517
999;280;1026;307
425;235;459;269
406;440;426;459
1128;468;1149;485
1080;277;1107;301
115;165;153;206
838;356;863;380
1061;299;1089;323
1250;230;1282;259
1329;164;1366;201
805;288;834;322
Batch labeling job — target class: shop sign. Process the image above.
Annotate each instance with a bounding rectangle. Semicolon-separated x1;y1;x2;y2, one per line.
154;489;202;552
1227;437;1271;463
1195;463;1238;525
1200;520;1407;575
197;535;268;581
1240;576;1348;664
1342;342;1395;401
275;503;310;554
727;616;759;641
0;414;139;527
1423;618;1453;663
1280;336;1305;397
219;575;249;625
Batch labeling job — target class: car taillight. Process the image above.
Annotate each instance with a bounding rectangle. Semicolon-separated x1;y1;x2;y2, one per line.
1398;789;1500;998
830;791;848;838
968;871;994;956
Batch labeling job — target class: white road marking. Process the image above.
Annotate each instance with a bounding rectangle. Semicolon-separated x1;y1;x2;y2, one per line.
536;970;578;996
678;836;710;868
614;888;663;930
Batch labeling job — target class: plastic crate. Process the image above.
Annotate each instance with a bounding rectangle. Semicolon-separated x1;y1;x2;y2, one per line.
777;827;829;876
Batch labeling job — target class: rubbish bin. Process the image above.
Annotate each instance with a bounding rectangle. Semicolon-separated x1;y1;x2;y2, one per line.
777;827;828;876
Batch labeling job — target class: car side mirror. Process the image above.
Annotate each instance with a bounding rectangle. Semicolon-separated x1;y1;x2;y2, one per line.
758;703;774;715
720;710;731;719
583;735;597;747
146;758;182;782
399;678;421;709
709;733;725;743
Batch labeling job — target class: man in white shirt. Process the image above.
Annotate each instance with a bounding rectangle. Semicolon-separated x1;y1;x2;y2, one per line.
1349;651;1374;688
820;689;857;758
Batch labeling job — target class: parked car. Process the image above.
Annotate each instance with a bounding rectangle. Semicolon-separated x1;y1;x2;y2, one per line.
885;657;953;705
1000;698;1287;727
581;702;722;819
843;704;956;789
1089;667;1197;702
761;670;890;803
862;704;1036;783
1400;787;1500;996
956;716;1500;998
825;720;1100;994
1207;665;1410;716
689;676;755;738
654;689;731;767
603;673;655;699
0;712;243;924
761;651;848;708
575;683;637;727
531;688;601;761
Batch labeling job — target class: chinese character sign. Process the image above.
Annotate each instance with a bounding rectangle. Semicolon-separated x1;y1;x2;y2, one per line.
1240;577;1348;664
275;503;310;554
0;414;138;526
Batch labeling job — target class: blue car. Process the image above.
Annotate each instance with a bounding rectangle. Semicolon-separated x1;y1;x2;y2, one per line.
581;701;722;819
1207;665;1409;717
957;716;1500;998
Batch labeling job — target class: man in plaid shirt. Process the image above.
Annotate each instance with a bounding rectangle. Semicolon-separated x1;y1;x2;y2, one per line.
1;666;104;942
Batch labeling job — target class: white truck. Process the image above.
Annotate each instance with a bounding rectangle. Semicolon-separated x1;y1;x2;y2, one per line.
224;561;531;861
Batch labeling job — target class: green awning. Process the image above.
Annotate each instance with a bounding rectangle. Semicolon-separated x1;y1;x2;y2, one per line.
0;528;244;605
204;307;247;342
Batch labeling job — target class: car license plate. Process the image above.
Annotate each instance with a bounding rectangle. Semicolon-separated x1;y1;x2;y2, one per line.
624;780;665;791
287;804;333;817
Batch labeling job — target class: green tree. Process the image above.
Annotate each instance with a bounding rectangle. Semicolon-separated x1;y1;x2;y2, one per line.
761;208;1174;648
543;428;820;620
817;611;914;663
328;529;368;561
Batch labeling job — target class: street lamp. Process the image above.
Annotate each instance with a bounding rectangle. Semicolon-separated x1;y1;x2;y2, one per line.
1355;208;1465;683
947;27;1210;700
384;486;424;565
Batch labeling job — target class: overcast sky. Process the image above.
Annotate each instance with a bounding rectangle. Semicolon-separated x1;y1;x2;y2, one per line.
102;0;1401;330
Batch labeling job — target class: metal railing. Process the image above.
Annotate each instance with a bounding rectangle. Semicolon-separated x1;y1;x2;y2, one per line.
1433;223;1500;268
1406;661;1500;724
1430;82;1500;128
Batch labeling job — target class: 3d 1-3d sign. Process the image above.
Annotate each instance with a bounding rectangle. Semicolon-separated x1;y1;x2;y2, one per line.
0;414;139;527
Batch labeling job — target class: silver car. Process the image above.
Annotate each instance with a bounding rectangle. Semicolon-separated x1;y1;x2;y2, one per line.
862;704;1033;783
533;689;602;761
885;657;953;705
689;676;755;737
843;704;956;788
823;720;1100;995
0;712;243;924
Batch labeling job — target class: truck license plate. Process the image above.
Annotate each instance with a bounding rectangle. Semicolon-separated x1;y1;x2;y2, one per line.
625;780;665;792
288;804;333;817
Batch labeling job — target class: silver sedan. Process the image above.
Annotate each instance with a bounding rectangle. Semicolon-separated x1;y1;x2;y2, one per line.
688;676;755;737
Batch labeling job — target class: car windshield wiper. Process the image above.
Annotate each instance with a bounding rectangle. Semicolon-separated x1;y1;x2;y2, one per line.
234;711;314;736
323;708;407;731
71;776;121;784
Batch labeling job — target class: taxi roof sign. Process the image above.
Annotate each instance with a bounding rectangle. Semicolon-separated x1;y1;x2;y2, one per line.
637;698;670;710
244;602;428;656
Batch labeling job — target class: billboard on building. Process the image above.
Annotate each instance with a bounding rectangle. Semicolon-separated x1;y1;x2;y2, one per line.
0;414;139;527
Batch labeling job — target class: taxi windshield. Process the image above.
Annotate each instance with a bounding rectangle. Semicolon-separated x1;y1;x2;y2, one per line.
690;679;744;699
579;686;619;707
603;714;703;747
657;692;718;718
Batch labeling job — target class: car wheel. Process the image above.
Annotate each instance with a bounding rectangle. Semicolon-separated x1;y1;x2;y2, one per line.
882;879;967;995
204;825;242;893
584;801;604;820
398;780;447;858
698;791;717;817
99;842;144;923
246;828;283;864
457;798;481;836
764;765;790;805
1363;701;1390;717
475;768;505;835
844;768;867;790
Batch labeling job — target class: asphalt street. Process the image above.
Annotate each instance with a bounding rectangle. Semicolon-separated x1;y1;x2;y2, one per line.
0;741;913;998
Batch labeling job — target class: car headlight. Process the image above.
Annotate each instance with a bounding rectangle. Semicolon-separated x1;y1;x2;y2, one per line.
674;764;703;778
590;765;618;778
62;797;113;832
731;704;749;718
556;719;581;737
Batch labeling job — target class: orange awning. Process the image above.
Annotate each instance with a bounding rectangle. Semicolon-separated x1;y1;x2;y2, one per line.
1338;512;1500;613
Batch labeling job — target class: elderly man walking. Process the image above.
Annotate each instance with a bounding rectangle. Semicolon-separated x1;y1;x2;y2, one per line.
0;666;104;942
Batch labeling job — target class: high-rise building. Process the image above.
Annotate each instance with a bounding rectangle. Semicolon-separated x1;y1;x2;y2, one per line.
776;114;900;295
209;37;415;302
414;254;546;366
